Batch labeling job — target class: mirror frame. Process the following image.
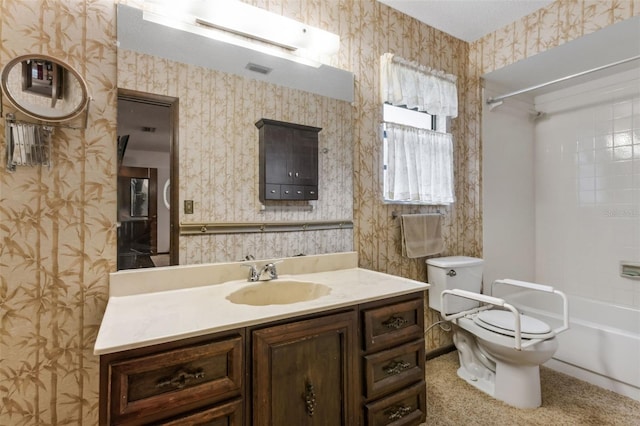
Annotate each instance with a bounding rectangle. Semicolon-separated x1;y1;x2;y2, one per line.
1;54;90;122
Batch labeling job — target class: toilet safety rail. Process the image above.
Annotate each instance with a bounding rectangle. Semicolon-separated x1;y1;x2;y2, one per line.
493;279;569;337
440;279;569;351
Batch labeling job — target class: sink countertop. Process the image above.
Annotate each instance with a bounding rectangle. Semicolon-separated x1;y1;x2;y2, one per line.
94;253;429;355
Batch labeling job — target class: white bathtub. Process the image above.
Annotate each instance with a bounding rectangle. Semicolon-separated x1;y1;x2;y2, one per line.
507;290;640;401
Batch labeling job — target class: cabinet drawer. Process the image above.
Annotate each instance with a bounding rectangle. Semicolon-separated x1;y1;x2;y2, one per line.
362;298;424;352
109;336;243;424
364;381;426;426
305;186;318;200
280;185;305;199
264;184;281;200
363;339;425;400
158;398;243;426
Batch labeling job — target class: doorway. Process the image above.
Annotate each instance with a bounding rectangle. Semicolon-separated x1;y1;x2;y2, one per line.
117;89;179;269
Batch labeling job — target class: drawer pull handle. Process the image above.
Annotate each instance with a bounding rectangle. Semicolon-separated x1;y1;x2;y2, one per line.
382;316;408;329
383;360;412;376
385;405;412;421
156;368;205;390
303;380;316;417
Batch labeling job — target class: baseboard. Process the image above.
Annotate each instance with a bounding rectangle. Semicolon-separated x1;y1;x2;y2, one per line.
426;344;455;360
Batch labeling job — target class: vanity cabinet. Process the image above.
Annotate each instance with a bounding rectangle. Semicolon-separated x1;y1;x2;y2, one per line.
360;297;426;425
100;293;426;426
256;118;321;201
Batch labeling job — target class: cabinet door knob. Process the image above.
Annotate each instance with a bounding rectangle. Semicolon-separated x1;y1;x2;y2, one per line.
303;380;316;417
156;368;205;390
295;172;299;177
382;315;408;329
288;172;293;177
296;190;302;194
383;360;412;376
385;405;412;421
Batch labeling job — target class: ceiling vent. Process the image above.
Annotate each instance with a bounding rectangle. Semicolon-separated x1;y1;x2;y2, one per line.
246;62;273;75
141;126;156;133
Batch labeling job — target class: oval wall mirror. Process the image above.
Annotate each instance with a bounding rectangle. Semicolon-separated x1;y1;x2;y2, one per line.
1;54;89;122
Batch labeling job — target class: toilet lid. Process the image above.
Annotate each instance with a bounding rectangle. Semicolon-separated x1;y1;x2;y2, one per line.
475;309;551;337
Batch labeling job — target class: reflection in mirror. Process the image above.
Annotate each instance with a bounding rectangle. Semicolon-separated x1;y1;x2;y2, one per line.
1;54;89;122
21;59;64;106
117;166;159;270
117;4;355;265
130;178;149;217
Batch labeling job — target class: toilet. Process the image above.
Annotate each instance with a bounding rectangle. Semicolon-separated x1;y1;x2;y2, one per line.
426;256;569;409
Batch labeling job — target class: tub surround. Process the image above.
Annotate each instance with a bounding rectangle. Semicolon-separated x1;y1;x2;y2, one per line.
95;252;429;355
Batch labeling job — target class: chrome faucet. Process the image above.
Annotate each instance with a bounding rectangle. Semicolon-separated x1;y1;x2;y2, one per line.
258;262;279;281
242;264;260;282
242;261;280;282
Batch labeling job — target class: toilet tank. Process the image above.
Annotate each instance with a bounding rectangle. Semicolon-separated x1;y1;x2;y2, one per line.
426;256;484;315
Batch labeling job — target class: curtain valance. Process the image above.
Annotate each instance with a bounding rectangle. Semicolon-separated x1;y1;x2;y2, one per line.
380;53;458;118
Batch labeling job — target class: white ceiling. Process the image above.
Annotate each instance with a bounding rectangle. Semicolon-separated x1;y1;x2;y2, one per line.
118;99;171;153
378;0;554;42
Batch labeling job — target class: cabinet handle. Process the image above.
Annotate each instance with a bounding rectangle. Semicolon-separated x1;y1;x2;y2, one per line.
383;359;412;376
296;190;302;194
156;368;205;390
385;405;412;421
303;380;316;417
288;172;293;177
382;315;408;329
295;172;299;177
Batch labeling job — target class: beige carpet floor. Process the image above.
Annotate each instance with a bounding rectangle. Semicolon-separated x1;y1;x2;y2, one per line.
424;351;640;425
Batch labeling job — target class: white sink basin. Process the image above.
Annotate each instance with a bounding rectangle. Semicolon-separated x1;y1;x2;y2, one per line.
226;280;331;306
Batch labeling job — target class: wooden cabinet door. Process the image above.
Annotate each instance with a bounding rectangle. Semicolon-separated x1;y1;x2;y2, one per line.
263;125;292;185
252;311;358;426
291;128;318;186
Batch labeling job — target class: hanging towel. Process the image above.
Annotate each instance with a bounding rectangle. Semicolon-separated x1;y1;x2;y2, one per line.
400;214;444;258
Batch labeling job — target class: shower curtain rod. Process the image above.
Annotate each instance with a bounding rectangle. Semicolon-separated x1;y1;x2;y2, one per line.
486;54;640;106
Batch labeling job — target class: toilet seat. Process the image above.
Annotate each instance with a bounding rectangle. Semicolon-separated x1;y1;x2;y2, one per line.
474;309;552;339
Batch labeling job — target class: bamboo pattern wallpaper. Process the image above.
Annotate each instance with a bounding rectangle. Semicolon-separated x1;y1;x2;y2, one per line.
0;0;638;424
0;0;117;424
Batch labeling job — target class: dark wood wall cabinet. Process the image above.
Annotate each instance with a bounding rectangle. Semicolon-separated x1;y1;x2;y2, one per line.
99;292;426;426
256;118;321;202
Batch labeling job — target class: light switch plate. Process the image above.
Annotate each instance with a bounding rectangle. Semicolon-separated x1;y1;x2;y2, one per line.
184;200;194;214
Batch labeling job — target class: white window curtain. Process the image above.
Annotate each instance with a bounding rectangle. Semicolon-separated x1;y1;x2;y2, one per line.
380;53;458;118
384;122;455;205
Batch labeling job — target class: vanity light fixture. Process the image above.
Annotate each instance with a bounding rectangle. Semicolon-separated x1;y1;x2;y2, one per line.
142;0;340;67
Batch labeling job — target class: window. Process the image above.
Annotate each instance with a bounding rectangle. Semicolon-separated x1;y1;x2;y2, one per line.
380;54;457;205
382;105;454;205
